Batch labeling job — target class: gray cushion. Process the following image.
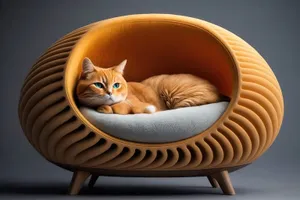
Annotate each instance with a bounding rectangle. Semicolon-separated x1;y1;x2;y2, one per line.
79;101;229;143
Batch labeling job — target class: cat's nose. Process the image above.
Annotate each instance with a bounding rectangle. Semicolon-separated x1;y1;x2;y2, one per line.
107;91;112;96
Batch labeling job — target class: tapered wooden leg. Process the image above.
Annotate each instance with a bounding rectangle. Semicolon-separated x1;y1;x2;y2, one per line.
88;175;99;188
211;170;235;195
207;175;219;188
68;171;90;195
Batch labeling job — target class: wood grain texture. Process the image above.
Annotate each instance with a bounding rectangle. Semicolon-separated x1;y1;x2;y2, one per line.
18;14;284;175
211;170;235;195
69;171;91;195
207;176;219;188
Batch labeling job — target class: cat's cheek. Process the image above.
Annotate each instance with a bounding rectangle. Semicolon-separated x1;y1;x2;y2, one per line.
121;93;128;100
114;96;125;103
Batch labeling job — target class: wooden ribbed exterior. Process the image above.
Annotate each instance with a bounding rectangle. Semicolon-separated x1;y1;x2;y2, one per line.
18;14;284;175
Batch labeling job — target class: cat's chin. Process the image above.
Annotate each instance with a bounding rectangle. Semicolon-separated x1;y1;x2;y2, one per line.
104;99;123;106
79;95;126;107
79;97;114;107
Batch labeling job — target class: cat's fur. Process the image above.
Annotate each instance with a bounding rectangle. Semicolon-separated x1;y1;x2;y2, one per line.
76;57;225;114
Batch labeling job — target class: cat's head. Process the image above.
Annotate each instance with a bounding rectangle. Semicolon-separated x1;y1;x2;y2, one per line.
76;57;128;107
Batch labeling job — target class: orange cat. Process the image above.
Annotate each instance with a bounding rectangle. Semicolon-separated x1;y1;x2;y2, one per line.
76;57;225;114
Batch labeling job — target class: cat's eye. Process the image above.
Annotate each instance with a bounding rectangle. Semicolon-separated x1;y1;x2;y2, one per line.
113;83;120;89
94;82;104;88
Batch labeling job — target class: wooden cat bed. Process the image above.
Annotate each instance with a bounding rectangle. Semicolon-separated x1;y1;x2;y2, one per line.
18;14;284;195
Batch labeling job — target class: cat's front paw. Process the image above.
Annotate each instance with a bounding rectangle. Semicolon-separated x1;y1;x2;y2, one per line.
144;105;157;114
97;105;113;114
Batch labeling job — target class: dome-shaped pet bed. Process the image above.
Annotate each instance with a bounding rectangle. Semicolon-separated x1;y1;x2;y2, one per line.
18;14;284;195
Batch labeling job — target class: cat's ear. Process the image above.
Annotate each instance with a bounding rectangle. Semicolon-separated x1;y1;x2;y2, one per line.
82;57;95;78
114;59;127;74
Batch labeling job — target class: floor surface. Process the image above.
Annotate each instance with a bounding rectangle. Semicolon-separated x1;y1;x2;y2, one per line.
0;164;299;200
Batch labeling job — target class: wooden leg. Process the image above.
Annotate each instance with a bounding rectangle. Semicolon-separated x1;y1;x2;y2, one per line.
88;175;99;188
68;171;90;195
207;175;219;188
211;170;235;195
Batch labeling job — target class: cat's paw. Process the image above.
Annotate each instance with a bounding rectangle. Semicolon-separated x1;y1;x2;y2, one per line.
144;105;157;114
97;105;113;114
111;103;131;114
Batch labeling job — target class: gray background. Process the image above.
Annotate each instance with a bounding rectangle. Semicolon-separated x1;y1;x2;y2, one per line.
0;0;299;199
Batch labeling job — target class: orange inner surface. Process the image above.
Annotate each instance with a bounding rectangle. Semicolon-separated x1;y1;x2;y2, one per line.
70;20;235;100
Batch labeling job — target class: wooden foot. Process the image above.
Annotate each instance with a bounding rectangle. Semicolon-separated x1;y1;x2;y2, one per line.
68;171;90;195
211;170;235;195
207;175;219;188
88;175;99;188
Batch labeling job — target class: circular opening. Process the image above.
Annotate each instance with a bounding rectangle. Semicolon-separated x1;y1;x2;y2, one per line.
65;15;238;144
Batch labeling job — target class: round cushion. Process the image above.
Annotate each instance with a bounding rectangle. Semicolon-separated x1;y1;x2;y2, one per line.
80;102;229;143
